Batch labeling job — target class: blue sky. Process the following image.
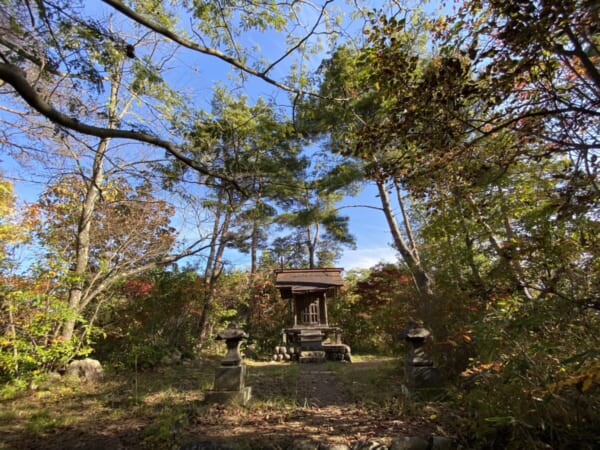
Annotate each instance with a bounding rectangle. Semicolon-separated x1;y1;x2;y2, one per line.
336;184;398;270
1;1;448;272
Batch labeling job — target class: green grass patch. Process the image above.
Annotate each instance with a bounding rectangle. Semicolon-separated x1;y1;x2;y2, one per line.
25;409;68;434
246;361;301;406
0;359;219;447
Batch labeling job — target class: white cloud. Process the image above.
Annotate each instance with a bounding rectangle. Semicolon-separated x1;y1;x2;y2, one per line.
338;246;398;271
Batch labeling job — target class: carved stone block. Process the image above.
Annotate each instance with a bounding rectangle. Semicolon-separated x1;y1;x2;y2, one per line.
213;365;246;391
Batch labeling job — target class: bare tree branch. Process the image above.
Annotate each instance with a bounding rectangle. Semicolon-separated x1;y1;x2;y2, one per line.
81;239;212;310
101;0;301;94
263;0;334;75
0;62;242;188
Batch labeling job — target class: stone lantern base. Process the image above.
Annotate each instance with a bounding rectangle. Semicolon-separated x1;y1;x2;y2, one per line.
214;365;247;391
204;364;253;406
204;386;252;405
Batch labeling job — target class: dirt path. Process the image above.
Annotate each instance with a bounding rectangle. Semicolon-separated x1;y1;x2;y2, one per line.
192;359;440;448
294;363;354;407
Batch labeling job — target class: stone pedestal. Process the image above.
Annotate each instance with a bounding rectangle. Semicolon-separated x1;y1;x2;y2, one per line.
203;387;252;405
204;325;252;406
214;365;246;390
323;344;352;362
299;329;324;351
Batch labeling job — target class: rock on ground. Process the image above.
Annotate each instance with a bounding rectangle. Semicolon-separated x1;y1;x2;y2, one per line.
66;358;104;383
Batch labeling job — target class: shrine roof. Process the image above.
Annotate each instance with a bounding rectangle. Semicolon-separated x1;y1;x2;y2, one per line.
275;268;344;293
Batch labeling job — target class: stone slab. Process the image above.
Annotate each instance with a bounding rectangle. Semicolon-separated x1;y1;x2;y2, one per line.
299;350;326;363
204;386;252;405
213;365;246;391
390;436;429;450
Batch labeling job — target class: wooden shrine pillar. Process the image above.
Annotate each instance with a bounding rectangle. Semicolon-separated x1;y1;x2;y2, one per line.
323;292;329;326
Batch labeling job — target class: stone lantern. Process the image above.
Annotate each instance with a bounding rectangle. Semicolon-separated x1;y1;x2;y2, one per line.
404;326;441;390
204;324;252;405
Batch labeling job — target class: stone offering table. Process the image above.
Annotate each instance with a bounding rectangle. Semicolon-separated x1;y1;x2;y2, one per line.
204;325;252;405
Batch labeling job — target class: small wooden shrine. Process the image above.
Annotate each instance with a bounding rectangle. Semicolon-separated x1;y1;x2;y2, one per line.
274;268;351;362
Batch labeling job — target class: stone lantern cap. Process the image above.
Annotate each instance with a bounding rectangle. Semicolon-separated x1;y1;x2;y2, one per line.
406;327;431;340
216;326;248;341
216;324;248;367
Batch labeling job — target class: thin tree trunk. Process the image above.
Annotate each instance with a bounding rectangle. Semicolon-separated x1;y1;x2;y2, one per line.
197;205;222;348
375;178;434;296
8;303;18;375
455;198;486;292
246;201;260;338
464;193;534;300
306;223;319;269
197;191;233;348
62;136;109;341
502;213;534;300
250;216;258;278
61;60;135;342
394;178;419;262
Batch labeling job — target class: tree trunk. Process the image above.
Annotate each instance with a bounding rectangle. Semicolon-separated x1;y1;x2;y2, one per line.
464;192;534;300
455;198;486;293
62;137;110;341
375;178;434;297
250;216;258;278
306;223;318;269
60;62;133;342
394;178;419;262
8;303;19;375
246;207;260;339
197;207;221;348
197;191;233;348
502;212;534;300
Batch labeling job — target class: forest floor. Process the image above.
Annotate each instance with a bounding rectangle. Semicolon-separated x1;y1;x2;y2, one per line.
0;355;454;449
